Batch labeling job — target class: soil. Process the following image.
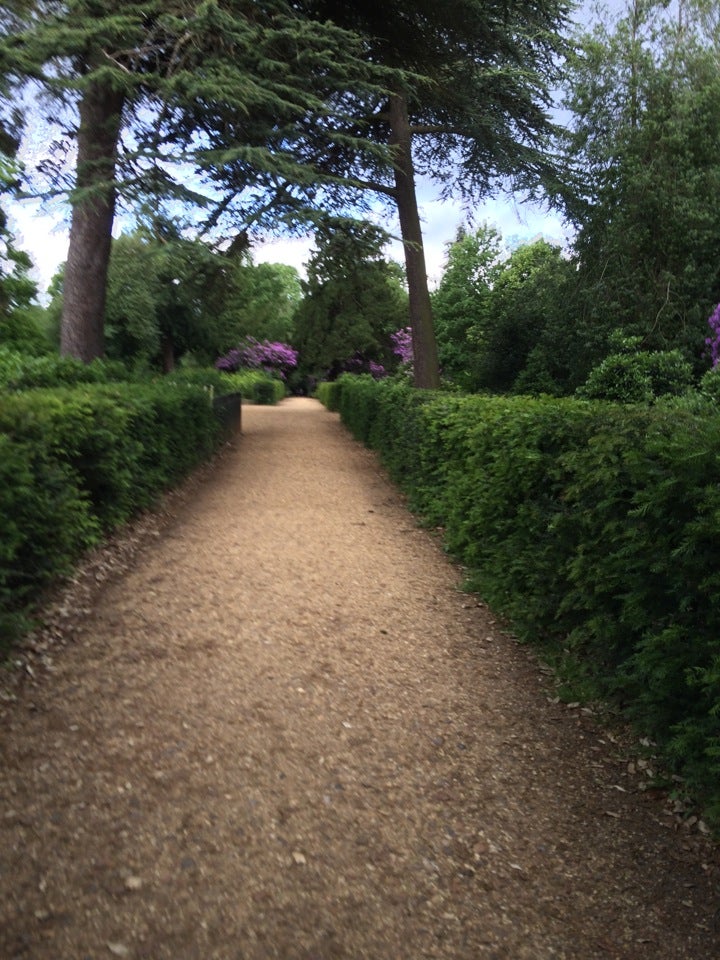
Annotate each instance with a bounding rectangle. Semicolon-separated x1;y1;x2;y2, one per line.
1;396;719;960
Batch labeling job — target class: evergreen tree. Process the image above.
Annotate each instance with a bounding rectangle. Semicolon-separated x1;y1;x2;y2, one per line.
0;1;402;361
223;262;301;345
292;219;407;383
296;0;571;386
104;225;272;370
481;239;575;393
432;224;501;391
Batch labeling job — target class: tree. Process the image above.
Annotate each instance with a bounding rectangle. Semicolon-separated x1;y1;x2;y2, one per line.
222;261;301;345
0;148;47;353
296;0;571;387
292;219;407;383
432;230;580;395
104;225;248;370
0;1;403;361
480;239;575;393
560;0;720;371
0;227;47;354
432;224;502;390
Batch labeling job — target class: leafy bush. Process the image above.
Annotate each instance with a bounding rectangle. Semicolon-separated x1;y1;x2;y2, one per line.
0;349;130;390
334;375;720;823
163;367;230;394
699;367;720;404
577;349;693;402
0;434;99;648
0;381;225;646
250;378;279;404
315;381;342;411
218;369;284;402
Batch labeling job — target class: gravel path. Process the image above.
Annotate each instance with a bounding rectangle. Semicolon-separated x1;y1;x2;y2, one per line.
1;397;718;960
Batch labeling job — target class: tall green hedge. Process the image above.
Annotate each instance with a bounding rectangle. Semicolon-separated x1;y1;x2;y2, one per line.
0;381;225;648
325;376;720;821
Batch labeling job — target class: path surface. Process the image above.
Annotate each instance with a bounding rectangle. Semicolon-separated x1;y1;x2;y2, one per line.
1;397;718;960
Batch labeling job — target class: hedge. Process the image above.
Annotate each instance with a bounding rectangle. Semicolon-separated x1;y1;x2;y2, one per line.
324;375;720;823
0;381;227;648
0;347;131;391
218;370;286;404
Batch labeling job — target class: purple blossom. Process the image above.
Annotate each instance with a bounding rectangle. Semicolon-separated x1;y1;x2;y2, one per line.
338;354;387;379
391;327;414;366
216;338;298;379
705;303;720;368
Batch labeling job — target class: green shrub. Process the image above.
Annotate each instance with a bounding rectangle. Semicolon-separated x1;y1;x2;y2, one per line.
164;367;230;395
251;378;281;405
577;349;693;403
217;369;284;403
315;380;342;411
334;375;720;824
0;433;99;651
0;350;130;391
699;367;720;403
0;380;225;645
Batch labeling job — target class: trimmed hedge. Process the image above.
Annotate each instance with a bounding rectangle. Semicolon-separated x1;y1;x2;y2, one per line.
325;375;720;822
315;381;341;411
218;370;286;404
0;348;130;391
0;381;225;648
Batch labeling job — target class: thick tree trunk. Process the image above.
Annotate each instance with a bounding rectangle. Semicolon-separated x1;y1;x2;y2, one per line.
60;81;124;362
388;91;441;389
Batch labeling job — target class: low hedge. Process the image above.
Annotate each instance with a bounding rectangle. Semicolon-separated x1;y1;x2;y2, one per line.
0;347;131;391
0;381;225;648
325;375;720;822
218;370;286;404
315;381;342;411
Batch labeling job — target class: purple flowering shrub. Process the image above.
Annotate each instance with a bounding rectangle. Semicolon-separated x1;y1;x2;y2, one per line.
339;354;387;379
391;327;414;367
331;327;413;382
215;338;298;380
705;303;720;368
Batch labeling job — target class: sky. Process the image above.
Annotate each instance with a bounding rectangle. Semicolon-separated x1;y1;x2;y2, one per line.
6;1;607;298
8;172;570;297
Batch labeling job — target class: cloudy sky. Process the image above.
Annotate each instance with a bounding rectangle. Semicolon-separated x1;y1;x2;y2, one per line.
7;1;608;296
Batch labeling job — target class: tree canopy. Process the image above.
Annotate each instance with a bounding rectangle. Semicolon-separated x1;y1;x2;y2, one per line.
291;0;572;386
0;0;403;360
560;0;720;367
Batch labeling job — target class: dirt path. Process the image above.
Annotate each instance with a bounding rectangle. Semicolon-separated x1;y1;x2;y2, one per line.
1;397;718;960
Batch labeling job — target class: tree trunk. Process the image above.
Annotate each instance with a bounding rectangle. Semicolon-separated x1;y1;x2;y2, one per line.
388;91;441;389
60;80;124;362
160;335;175;373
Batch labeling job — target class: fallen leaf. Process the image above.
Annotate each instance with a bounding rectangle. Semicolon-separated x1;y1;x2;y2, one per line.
107;943;130;957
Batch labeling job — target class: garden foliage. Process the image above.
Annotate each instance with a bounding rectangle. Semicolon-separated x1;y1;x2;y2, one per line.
325;375;720;821
0;348;130;391
0;380;226;648
217;369;285;404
